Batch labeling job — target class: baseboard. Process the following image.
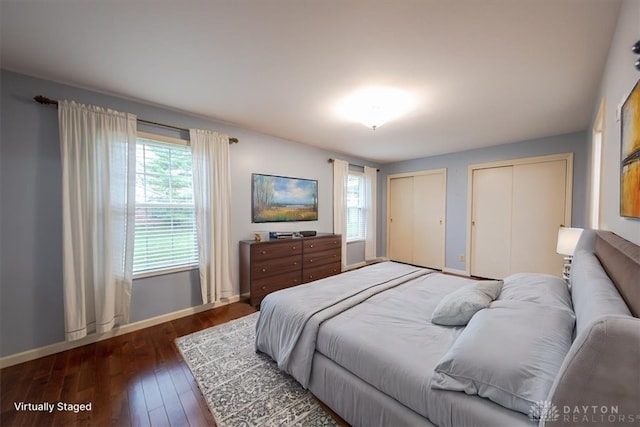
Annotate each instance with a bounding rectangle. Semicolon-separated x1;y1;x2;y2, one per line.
0;294;248;369
442;267;470;277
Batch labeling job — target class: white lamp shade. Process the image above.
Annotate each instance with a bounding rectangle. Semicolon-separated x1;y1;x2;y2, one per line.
556;227;584;256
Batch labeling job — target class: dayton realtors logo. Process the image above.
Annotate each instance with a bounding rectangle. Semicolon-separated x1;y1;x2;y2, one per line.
529;401;640;424
529;400;560;422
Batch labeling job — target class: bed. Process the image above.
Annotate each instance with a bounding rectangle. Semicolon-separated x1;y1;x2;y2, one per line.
255;230;640;426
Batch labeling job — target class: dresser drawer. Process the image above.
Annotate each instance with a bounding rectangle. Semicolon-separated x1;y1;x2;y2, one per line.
303;236;341;253
251;241;302;261
302;262;341;283
251;255;302;279
250;270;302;299
303;248;341;268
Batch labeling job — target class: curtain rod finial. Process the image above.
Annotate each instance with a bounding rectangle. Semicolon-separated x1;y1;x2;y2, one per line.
34;95;57;105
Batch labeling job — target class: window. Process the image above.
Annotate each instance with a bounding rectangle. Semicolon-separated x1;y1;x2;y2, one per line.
590;99;605;230
591;131;603;229
133;134;198;276
346;173;365;241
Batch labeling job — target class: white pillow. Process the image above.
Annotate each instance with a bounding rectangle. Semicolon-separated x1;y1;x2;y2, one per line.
431;280;503;326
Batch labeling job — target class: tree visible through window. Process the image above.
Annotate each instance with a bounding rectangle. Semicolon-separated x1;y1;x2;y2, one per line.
133;136;198;275
346;173;365;241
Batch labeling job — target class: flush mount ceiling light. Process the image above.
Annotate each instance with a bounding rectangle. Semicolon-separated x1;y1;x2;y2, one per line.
335;87;417;130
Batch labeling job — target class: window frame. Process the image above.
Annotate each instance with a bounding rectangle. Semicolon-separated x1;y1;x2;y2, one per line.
346;171;366;243
590;99;605;230
133;132;199;279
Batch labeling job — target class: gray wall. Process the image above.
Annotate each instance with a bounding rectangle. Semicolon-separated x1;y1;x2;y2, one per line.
380;131;589;271
0;70;380;357
589;0;640;245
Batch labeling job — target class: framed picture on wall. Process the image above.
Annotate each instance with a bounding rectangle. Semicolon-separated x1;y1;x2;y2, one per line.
251;173;318;223
620;78;640;219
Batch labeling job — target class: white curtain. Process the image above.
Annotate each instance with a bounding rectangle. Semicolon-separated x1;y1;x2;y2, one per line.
364;166;377;261
190;129;235;304
58;100;136;341
332;159;349;270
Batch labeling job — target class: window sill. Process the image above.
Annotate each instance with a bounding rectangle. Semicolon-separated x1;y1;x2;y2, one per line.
347;239;365;244
133;264;199;280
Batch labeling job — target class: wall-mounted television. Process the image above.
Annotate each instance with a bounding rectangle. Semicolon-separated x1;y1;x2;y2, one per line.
252;173;318;223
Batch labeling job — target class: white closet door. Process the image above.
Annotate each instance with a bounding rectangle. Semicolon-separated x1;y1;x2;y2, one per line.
413;173;445;269
471;166;513;279
389;176;414;263
510;160;567;275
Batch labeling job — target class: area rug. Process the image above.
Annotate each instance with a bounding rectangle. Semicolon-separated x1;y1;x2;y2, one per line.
175;312;338;427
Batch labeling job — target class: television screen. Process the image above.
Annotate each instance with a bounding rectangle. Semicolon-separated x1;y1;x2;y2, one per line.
252;173;318;223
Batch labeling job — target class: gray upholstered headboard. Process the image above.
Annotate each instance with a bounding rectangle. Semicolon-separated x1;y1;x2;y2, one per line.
544;229;640;426
594;231;640;317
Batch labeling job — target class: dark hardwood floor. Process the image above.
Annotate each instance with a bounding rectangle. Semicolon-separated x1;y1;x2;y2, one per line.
1;301;345;427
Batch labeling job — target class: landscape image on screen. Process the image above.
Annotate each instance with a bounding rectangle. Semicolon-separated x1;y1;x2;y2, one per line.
252;174;318;222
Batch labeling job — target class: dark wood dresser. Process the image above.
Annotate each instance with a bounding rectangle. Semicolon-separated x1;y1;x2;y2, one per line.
239;234;342;308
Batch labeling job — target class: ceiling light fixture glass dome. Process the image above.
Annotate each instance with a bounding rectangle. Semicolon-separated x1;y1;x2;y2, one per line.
335;87;417;130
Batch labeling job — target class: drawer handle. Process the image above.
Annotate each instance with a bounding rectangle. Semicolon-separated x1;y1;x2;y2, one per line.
261;268;267;273
309;275;314;279
292;246;297;250
309;259;313;263
309;244;314;248
261;250;267;255
293;262;298;265
261;286;267;291
333;254;337;258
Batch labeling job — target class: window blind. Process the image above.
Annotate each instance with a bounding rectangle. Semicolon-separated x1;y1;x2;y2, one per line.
133;137;198;275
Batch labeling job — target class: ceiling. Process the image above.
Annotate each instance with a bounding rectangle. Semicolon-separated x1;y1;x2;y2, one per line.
1;0;621;163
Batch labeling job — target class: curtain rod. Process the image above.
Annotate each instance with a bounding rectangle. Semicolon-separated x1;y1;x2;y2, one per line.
328;158;380;172
33;95;239;144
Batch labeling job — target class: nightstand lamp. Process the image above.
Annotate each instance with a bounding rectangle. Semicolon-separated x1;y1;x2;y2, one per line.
556;226;583;283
